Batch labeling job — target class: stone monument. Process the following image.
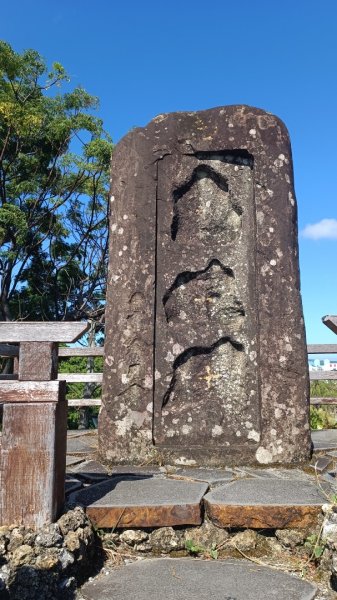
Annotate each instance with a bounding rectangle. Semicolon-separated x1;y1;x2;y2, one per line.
99;105;311;466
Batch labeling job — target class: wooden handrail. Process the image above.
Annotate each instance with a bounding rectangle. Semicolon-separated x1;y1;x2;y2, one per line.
307;344;337;354
0;321;90;342
2;338;337;407
58;347;104;357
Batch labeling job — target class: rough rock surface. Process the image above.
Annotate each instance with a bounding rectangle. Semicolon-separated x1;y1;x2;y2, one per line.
70;476;208;528
99;104;311;467
204;478;327;528
80;557;317;600
0;508;101;599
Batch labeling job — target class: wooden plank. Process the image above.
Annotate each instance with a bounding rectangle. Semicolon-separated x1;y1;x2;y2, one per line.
309;372;337;380
58;347;104;357
0;321;90;343
307;344;337;354
58;373;103;383
310;397;337;405
0;374;18;381
323;316;337;336
0;380;61;403
68;399;101;407
0;382;67;528
19;342;58;381
0;344;19;357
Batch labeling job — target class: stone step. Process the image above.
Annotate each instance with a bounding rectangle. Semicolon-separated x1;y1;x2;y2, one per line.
312;429;337;451
67;433;98;455
69;469;330;529
70;477;208;528
80;558;317;600
204;478;329;528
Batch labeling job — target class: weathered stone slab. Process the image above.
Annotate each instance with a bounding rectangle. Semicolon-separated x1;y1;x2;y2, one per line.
327;450;337;458
67;435;97;454
70;460;109;482
109;465;166;477
312;430;337;451
66;455;84;467
235;467;314;481
70;477;208;528
100;105;311;467
168;467;234;485
67;429;93;437
310;455;334;472
80;558;317;600
204;479;328;528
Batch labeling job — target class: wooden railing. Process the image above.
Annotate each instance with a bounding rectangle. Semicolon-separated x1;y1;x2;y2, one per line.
307;316;337;407
0;317;336;529
0;344;104;408
2;340;337;409
308;342;337;406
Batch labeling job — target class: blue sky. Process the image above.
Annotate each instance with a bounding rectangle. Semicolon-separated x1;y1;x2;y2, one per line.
2;0;337;344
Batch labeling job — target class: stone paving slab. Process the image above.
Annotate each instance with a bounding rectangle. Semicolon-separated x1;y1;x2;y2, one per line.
109;465;166;477
80;558;317;600
70;477;208;528
235;467;314;481
312;429;337;451
322;472;337;488
167;466;234;485
67;435;98;454
67;429;93;437
66;455;84;467
204;479;329;529
310;455;334;472
326;450;337;459
70;460;109;482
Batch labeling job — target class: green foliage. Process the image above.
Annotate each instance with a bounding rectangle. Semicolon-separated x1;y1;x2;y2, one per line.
310;406;337;429
59;350;102;429
209;543;218;560
58;354;103;396
310;380;337;429
0;40;113;322
185;539;205;555
185;539;218;559
311;380;337;398
304;534;325;559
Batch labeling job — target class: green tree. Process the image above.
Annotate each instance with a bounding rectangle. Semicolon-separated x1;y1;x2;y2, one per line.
0;41;112;322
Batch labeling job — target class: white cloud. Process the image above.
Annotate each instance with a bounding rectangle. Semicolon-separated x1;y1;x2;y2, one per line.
301;218;337;240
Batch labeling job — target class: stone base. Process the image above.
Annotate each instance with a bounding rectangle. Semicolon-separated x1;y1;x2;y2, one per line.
0;508;102;600
80;558;317;600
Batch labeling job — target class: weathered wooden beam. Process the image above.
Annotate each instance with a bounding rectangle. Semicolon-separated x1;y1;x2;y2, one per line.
58;373;103;383
58;347;104;357
0;382;67;528
310;397;337;405
307;344;337;354
309;371;337;380
67;398;102;407
0;321;90;343
0;381;61;403
19;342;58;381
323;316;337;336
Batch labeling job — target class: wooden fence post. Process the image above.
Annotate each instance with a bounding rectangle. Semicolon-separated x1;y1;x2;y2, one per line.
0;322;89;528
